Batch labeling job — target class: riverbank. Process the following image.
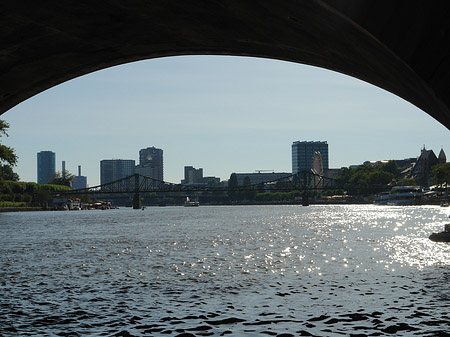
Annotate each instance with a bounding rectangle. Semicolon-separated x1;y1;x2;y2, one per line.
1;199;445;212
0;206;44;212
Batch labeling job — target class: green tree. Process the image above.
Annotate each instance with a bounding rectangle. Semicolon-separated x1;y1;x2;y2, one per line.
0;120;18;181
49;170;75;187
368;171;394;185
381;160;399;178
0;164;19;181
243;176;256;200
336;164;395;196
228;173;239;201
432;163;450;186
33;188;52;206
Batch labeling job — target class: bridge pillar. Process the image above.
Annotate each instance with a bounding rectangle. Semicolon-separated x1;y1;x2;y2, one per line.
133;193;142;209
302;192;309;206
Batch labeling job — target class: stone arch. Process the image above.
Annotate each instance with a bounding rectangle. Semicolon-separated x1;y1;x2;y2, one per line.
1;1;449;128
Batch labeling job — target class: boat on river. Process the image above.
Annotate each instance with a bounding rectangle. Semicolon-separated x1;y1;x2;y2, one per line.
184;197;199;207
429;224;450;242
386;186;423;206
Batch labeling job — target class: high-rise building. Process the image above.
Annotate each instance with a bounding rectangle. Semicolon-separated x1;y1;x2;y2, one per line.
100;159;135;185
292;141;329;173
137;147;163;181
182;166;204;184
72;165;88;189
37;151;56;184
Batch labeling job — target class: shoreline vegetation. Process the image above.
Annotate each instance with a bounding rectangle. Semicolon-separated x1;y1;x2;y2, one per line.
0;180;71;212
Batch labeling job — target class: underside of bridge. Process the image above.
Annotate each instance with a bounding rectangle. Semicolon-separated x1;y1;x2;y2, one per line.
1;1;450;129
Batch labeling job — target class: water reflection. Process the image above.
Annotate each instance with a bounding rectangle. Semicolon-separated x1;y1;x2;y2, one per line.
1;205;449;336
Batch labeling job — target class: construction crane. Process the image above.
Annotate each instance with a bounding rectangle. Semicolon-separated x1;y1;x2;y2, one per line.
255;170;274;174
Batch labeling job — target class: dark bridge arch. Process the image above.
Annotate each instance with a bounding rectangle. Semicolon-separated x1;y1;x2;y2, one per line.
1;1;450;128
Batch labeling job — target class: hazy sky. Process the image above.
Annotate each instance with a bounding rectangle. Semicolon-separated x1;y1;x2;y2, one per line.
2;55;449;186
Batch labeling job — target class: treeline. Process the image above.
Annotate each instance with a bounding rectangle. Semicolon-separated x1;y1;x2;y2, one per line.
335;161;450;195
334;160;408;195
0;180;71;206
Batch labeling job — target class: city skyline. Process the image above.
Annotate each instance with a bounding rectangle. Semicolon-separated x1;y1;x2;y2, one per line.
2;55;449;186
34;141;447;187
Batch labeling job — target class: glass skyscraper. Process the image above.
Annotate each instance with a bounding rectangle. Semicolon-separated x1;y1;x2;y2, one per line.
137;147;163;181
292;141;329;173
100;159;135;185
37;151;56;184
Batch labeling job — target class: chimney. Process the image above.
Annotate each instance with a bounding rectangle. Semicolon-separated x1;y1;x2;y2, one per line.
78;165;81;176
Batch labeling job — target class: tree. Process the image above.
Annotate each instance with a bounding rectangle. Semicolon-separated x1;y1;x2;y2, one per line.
48;170;75;187
381;160;399;178
243;176;256;200
228;173;239;201
335;164;395;196
0;120;18;181
0;164;19;181
368;171;394;185
432;163;450;186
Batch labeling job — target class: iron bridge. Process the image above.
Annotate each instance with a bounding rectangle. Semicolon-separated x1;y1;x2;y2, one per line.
57;170;340;196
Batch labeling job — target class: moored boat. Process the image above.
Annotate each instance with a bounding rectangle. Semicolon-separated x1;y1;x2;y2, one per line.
184;197;199;207
429;224;450;243
386;186;423;206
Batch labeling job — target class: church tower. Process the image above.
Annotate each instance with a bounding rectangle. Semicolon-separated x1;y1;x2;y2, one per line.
438;148;447;164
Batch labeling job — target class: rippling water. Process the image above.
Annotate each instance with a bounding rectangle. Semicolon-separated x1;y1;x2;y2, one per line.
1;205;450;336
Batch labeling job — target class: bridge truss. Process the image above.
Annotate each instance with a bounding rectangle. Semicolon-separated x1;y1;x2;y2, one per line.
55;171;391;208
57;170;337;196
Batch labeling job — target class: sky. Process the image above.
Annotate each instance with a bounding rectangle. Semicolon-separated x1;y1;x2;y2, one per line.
1;55;449;187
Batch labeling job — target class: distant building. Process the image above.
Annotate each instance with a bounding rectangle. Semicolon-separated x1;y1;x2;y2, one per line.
438;148;447;164
37;151;55;184
292;141;329;173
234;172;291;186
409;146;442;186
135;165;161;181
182;166;220;186
100;159;135;185
72;165;88;190
411;147;439;176
137;147;163;181
182;166;204;184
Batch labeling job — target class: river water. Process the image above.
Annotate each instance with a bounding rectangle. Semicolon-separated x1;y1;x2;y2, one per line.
1;205;449;336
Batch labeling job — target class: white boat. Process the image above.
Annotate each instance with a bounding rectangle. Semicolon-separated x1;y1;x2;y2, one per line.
184;197;199;207
386;186;423;206
374;192;390;205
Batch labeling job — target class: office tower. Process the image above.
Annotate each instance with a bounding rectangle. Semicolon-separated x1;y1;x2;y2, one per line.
72;165;88;189
37;151;56;184
137;147;163;181
100;159;135;185
183;166;203;184
292;141;329;173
